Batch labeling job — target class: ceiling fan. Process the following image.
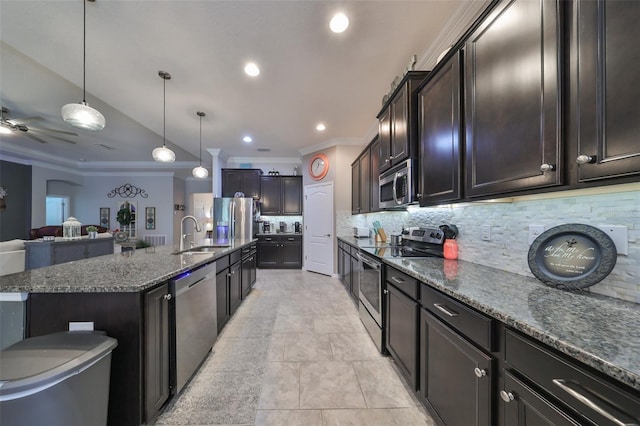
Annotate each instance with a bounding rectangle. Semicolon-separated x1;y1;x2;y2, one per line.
0;107;78;144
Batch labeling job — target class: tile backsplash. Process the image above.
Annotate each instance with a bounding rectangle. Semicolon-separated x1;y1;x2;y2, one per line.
339;187;640;303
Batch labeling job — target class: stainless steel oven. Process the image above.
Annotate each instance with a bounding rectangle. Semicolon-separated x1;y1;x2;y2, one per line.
379;159;417;208
357;251;384;352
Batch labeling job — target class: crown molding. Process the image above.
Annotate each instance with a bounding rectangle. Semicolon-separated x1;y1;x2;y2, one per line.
299;137;364;156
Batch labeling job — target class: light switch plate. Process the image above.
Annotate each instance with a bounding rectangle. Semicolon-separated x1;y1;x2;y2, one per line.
69;321;94;331
481;225;491;241
597;225;628;255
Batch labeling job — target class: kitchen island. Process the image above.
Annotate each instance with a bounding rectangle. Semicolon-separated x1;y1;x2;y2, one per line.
0;238;257;426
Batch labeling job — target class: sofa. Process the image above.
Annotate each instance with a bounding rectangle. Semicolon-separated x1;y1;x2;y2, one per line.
28;225;109;240
0;239;26;276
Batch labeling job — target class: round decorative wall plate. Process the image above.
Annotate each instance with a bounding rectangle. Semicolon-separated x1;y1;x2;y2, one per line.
114;231;128;243
528;224;617;290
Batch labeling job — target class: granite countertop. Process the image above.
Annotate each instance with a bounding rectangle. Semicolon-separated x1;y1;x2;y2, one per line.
0;238;257;294
338;236;393;249
338;236;640;392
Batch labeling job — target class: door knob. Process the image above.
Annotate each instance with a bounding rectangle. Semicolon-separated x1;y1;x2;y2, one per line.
325;234;331;237
576;154;595;164
474;368;487;378
539;163;555;172
500;390;515;402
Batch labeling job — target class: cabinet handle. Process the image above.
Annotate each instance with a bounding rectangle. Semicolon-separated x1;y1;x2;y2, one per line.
416;193;422;198
390;276;405;284
500;390;515;403
383;289;389;294
385;159;390;164
539;163;555;172
576;154;595;164
474;368;487;378
552;379;637;426
227;273;232;278
433;303;459;317
288;237;295;241
163;294;172;300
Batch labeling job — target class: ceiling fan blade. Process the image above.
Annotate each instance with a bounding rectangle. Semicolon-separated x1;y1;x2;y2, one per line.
29;127;78;137
8;116;44;125
28;130;77;144
23;133;48;144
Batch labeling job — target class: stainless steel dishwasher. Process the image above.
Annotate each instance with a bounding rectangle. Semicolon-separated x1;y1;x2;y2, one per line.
169;261;217;394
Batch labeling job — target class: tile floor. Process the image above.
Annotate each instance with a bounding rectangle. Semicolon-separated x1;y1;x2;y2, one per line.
155;269;436;426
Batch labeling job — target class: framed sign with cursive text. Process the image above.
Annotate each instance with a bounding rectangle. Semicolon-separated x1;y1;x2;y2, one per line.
528;224;617;290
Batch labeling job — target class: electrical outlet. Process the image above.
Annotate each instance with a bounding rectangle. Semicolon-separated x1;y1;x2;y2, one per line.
597;225;628;255
528;225;546;245
69;321;94;331
481;225;491;241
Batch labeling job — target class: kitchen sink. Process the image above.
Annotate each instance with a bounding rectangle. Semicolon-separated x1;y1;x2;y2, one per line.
173;244;230;255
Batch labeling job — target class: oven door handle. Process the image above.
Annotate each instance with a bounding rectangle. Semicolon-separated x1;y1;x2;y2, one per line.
357;252;381;270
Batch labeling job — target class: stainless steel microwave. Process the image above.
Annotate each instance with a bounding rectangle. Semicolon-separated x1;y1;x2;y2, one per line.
379;159;417;208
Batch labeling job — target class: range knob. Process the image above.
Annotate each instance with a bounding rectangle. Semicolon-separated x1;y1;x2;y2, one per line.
430;232;436;238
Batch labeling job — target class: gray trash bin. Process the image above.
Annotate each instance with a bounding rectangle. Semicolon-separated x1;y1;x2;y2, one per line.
0;331;118;426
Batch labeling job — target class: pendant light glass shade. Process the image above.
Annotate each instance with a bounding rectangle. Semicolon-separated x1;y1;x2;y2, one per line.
152;145;176;162
61;101;105;131
62;0;105;131
153;70;176;163
192;111;208;178
192;165;209;178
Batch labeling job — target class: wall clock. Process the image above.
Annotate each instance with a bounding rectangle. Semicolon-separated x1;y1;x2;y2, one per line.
309;153;329;180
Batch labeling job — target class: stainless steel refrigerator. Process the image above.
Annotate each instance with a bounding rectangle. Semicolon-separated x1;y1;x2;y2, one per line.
213;197;256;243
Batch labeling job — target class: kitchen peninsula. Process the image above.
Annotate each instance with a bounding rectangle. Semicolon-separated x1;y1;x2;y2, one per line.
0;238;257;426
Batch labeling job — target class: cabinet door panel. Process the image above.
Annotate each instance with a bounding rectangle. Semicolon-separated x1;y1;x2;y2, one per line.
221;170;244;198
370;137;381;212
419;51;462;205
280;242;302;269
351;161;361;214
391;85;409;164
503;371;581;426
465;0;562;197
228;262;242;315
379;108;392;172
257;241;280;268
282;177;302;215
145;283;171;423
575;0;640;181
386;283;418;389
243;170;261;199
216;271;229;333
422;309;492;426
260;176;282;215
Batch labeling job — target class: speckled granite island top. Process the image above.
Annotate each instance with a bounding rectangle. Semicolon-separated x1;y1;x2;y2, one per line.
0;238;256;293
381;255;640;392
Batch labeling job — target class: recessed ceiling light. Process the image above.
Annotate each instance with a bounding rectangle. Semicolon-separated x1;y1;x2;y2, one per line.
316;123;326;131
330;13;349;33
244;62;260;77
243;136;253;143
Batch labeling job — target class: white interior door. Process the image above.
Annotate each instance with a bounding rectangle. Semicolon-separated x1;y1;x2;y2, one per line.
303;182;334;276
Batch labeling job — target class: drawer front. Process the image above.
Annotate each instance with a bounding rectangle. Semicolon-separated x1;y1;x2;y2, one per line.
229;249;242;265
350;245;360;257
216;255;229;273
284;235;301;243
259;235;278;243
421;284;494;352
505;330;640;426
386;267;418;300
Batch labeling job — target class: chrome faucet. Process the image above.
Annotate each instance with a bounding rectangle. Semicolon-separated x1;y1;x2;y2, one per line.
180;215;202;251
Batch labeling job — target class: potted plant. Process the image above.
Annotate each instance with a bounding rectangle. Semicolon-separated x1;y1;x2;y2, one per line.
86;225;98;239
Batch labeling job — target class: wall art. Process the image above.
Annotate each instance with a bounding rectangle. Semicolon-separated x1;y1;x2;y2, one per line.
145;207;156;230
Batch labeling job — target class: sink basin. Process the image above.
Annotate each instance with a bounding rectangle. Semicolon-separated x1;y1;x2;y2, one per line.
173;244;230;255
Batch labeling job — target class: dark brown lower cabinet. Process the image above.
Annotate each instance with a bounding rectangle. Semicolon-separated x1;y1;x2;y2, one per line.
216;270;229;333
257;235;302;269
420;308;493;426
228;261;242;316
503;371;581;425
144;283;171;424
241;244;257;299
385;282;419;389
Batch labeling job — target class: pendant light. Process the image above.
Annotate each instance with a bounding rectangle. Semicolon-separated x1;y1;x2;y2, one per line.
61;0;106;131
192;111;209;178
152;71;176;163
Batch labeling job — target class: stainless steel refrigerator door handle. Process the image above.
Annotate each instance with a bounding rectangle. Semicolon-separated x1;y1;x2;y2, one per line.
552;379;637;426
230;202;236;239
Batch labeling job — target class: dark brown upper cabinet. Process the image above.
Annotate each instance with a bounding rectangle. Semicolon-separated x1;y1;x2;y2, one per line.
378;71;429;174
260;175;302;216
570;0;640;182
418;50;463;206
221;168;262;199
464;0;563;198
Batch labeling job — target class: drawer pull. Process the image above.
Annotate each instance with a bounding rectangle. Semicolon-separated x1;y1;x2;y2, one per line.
433;303;459;317
390;276;405;284
500;390;515;403
552;379;637;426
474;368;487;378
